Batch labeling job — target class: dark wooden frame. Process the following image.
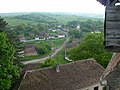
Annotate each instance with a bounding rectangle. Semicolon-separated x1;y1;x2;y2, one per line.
104;0;120;52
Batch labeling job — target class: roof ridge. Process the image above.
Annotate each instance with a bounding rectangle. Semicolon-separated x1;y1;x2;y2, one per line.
19;58;105;90
26;58;100;73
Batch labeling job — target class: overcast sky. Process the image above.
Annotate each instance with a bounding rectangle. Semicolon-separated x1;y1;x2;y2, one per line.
0;0;105;14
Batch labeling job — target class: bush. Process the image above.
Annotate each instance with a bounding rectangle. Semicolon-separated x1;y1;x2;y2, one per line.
41;58;57;68
36;42;51;54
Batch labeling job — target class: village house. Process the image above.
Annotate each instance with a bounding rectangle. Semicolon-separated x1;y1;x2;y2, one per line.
18;35;26;42
76;25;80;29
100;53;120;90
34;37;40;40
91;30;101;34
17;51;24;57
57;34;66;38
18;59;104;90
48;36;55;39
24;44;37;56
39;32;49;39
52;29;57;32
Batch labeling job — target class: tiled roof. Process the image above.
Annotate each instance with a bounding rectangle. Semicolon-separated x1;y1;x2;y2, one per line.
103;53;120;78
24;45;37;56
106;64;120;90
19;59;104;90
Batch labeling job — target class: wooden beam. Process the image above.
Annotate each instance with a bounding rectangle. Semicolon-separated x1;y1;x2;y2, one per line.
111;0;118;6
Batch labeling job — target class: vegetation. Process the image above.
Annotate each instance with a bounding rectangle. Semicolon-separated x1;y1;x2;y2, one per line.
35;42;51;54
4;17;38;26
0;12;107;89
53;49;68;64
21;54;49;61
13;23;48;39
68;33;113;68
68;29;81;38
0;17;19;90
50;38;66;48
0;16;8;32
40;48;68;68
41;58;57;68
0;32;19;90
4;13;104;40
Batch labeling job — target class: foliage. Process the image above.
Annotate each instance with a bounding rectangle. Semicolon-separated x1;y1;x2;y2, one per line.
13;23;48;39
68;33;113;68
0;32;19;90
41;58;57;68
21;54;48;61
4;14;103;40
35;42;51;54
80;19;104;34
67;20;79;28
53;49;68;64
68;29;81;38
0;16;8;32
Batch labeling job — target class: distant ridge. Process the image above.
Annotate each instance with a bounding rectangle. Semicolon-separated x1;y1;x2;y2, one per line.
0;12;104;18
0;12;30;17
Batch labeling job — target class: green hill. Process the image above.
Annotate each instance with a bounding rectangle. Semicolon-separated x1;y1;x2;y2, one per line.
2;12;103;26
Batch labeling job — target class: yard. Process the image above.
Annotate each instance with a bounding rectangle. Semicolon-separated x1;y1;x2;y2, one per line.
21;38;66;61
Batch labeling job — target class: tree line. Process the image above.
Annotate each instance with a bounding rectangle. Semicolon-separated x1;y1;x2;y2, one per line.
0;16;20;90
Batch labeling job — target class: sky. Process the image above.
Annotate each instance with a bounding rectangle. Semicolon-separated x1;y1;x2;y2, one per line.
0;0;105;14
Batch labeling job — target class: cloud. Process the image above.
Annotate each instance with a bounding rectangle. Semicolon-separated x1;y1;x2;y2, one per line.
0;0;105;14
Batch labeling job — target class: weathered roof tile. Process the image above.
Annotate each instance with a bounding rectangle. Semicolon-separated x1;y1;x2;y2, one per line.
19;59;105;90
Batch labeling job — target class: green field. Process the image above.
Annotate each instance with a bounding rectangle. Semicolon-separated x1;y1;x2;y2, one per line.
21;52;51;61
4;17;38;26
50;38;66;48
4;13;103;26
53;48;69;64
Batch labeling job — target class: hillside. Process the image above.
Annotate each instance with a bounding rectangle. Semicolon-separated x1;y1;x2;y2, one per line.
2;12;104;26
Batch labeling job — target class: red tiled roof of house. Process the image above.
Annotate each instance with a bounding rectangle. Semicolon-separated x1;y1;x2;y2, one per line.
103;53;120;78
19;59;105;90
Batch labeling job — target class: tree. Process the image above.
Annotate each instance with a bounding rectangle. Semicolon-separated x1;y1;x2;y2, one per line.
68;29;80;38
67;20;78;28
68;33;113;68
0;17;8;32
36;42;51;54
0;32;19;90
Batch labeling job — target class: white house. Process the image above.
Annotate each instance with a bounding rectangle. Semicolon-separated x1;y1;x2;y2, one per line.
35;37;40;40
57;34;65;38
52;30;57;32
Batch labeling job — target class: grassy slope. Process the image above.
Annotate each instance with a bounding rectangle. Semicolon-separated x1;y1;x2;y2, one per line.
53;48;68;64
4;14;103;26
4;17;38;26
